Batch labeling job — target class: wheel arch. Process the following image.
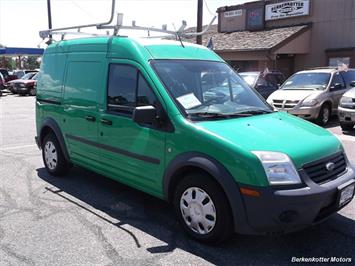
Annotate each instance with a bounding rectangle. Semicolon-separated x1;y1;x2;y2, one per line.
39;117;70;162
163;152;250;233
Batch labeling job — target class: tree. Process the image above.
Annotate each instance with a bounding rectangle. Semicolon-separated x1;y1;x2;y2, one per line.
23;56;41;70
0;56;16;70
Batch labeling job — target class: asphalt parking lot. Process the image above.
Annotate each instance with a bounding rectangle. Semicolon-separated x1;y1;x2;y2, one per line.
0;93;354;265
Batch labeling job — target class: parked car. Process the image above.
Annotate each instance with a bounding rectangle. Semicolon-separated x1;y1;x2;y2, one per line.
267;68;355;126
17;72;38;96
36;37;355;243
338;81;355;131
240;71;285;99
0;68;17;83
12;69;37;79
7;72;37;94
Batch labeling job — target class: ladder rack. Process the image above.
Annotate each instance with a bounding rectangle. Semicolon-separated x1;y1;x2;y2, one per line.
39;0;216;41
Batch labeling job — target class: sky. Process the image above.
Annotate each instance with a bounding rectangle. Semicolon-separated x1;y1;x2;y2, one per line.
0;0;251;48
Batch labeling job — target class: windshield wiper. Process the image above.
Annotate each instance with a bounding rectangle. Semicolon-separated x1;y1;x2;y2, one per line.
188;112;230;118
189;112;256;119
234;109;273;115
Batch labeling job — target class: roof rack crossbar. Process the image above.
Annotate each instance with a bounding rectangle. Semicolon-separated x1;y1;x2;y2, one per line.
39;0;116;39
39;0;217;41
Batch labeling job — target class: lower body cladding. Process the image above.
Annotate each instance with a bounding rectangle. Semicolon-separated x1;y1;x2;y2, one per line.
280;105;321;120
338;107;355;124
237;166;355;235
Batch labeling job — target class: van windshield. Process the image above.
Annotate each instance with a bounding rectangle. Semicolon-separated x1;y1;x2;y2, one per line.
151;60;271;119
281;73;331;90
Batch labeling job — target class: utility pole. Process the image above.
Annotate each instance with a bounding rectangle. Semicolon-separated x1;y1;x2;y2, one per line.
196;0;203;45
47;0;53;40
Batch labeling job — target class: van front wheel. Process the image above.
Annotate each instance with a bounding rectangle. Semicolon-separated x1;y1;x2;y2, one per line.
315;104;331;126
173;173;233;244
42;133;70;176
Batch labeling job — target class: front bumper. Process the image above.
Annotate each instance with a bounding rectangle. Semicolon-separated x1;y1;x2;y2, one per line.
239;164;355;235
338;106;355;123
274;105;321;120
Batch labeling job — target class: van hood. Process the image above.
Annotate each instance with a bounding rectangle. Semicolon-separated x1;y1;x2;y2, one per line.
196;112;341;169
268;89;323;102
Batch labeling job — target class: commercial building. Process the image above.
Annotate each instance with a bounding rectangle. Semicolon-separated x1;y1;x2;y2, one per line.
197;0;355;76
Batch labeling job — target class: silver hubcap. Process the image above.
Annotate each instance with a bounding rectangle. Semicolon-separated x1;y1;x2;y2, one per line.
322;108;330;124
180;187;216;235
44;141;58;170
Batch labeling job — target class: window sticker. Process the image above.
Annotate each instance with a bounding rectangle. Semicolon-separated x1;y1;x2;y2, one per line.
176;93;201;109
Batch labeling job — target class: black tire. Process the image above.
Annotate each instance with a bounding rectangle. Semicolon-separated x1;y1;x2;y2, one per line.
42;132;70;176
29;87;36;96
340;123;354;131
315;104;331;126
173;173;234;244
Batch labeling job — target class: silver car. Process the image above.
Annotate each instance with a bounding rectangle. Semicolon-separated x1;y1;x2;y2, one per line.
267;68;355;126
338;82;355;131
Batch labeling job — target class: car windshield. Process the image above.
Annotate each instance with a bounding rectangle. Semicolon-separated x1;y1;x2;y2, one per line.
240;73;258;86
31;73;39;80
282;72;331;90
152;60;271;119
22;73;35;80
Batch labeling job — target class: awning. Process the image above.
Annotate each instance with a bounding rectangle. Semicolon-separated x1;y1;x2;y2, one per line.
183;24;311;61
0;47;44;56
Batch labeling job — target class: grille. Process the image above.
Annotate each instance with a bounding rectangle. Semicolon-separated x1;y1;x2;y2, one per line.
303;152;347;184
272;100;299;110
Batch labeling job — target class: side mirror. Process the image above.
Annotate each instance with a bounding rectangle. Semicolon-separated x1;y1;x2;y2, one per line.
350;81;355;87
133;105;157;125
330;83;342;91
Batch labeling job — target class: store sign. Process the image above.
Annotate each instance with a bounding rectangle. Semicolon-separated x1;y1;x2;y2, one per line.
265;0;310;21
224;10;243;18
246;6;265;31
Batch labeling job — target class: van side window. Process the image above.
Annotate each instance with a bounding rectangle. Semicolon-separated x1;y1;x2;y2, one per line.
107;64;158;114
331;72;345;89
341;70;355;86
137;74;158;106
108;65;137;113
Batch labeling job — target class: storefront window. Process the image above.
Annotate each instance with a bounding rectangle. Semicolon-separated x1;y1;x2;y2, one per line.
329;57;350;67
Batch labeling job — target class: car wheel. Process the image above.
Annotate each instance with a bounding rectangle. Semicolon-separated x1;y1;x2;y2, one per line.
42;133;70;176
29;87;36;96
315;104;331;126
340;123;354;131
173;173;233;244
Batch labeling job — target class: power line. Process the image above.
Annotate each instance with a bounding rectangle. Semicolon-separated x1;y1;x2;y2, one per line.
203;0;216;16
69;0;97;20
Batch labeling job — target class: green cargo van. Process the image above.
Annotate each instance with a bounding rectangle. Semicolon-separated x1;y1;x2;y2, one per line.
35;37;355;243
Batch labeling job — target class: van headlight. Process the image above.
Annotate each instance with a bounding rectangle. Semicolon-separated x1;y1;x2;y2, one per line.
301;99;318;107
252;151;301;185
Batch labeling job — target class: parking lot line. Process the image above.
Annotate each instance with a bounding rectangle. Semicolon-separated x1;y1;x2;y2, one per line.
0;144;37;151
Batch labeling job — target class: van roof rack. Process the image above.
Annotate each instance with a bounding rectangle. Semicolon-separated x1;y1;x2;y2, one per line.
39;0;216;42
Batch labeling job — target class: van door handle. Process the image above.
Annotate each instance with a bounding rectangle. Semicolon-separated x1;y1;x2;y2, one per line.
100;118;112;126
85;115;96;122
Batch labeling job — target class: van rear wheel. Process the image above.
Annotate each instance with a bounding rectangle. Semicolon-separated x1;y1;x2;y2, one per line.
42;133;70;176
173;173;233;244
